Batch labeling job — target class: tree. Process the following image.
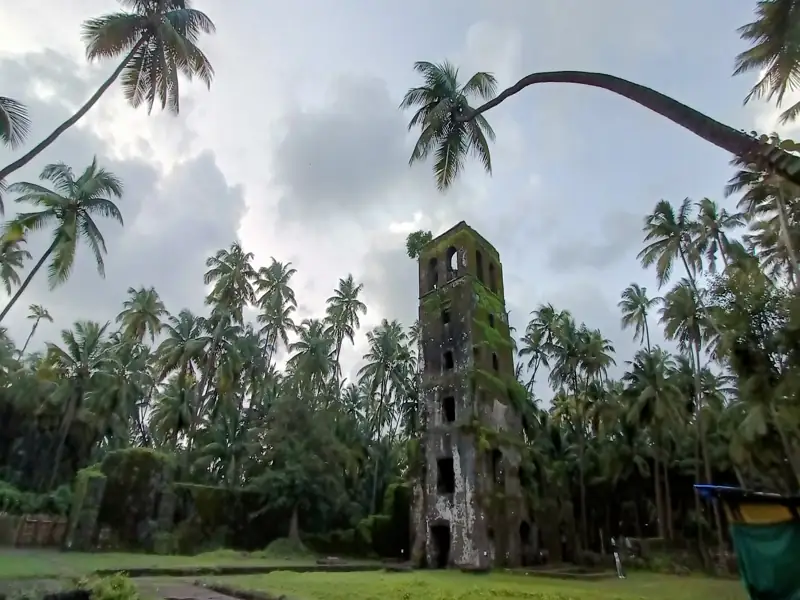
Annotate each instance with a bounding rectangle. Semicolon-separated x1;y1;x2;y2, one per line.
0;0;216;182
116;286;168;343
618;283;660;351
0;238;32;295
402;65;800;189
19;304;53;357
0;159;124;323
325;275;367;390
734;0;800;124
0;96;30;149
400;61;497;191
405;230;433;259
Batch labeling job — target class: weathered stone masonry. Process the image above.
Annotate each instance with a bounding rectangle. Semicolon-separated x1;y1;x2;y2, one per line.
411;221;533;569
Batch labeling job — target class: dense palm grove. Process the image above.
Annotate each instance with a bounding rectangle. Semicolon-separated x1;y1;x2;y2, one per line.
0;0;800;570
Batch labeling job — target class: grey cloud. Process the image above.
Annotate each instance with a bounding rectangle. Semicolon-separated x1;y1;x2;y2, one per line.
545;210;645;271
361;243;419;329
0;52;244;349
272;74;432;227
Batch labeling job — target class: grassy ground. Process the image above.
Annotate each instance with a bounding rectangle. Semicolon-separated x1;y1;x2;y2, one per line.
0;549;322;579
207;570;748;600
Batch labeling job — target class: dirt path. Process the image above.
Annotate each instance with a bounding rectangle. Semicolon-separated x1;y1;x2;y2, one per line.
137;580;266;600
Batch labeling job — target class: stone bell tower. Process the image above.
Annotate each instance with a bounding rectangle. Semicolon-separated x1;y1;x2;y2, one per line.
409;221;532;569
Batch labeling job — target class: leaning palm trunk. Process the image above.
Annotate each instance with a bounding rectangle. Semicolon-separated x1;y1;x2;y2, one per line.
0;238;59;323
18;318;40;357
0;40;147;182
457;71;800;187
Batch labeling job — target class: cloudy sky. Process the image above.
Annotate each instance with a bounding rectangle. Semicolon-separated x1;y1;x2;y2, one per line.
0;0;795;398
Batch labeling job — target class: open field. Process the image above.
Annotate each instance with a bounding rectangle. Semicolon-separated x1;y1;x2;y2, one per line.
0;549;329;579
206;570;748;600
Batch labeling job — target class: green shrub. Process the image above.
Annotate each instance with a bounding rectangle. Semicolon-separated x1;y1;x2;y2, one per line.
0;481;73;516
78;573;140;600
256;537;315;560
97;448;173;549
152;531;176;555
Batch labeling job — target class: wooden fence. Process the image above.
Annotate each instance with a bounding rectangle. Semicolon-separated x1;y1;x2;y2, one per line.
0;513;68;547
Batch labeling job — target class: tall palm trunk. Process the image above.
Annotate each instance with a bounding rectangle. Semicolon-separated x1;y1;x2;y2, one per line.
184;321;224;476
714;233;730;268
0;40;147;182
692;341;725;558
643;319;652;353
457;71;800;187
0;238;59;323
653;440;665;539
370;378;388;513
49;385;83;489
774;188;800;286
18;318;40;357
663;453;674;540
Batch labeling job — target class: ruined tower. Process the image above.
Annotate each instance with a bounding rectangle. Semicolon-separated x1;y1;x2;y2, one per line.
411;221;532;569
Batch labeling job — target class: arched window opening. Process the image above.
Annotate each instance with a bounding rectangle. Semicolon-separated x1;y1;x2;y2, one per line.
446;246;458;280
428;257;439;292
476;250;484;283
488;263;497;293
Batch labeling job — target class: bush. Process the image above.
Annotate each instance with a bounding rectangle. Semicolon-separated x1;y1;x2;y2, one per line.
172;483;290;552
256;537;315;560
78;574;140;600
97;449;174;550
0;481;72;516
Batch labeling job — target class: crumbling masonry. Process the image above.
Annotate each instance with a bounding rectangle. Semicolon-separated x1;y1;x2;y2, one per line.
410;221;535;569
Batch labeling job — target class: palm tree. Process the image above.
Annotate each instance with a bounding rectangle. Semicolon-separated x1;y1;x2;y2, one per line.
116;286;168;343
618;283;660;351
45;320;110;488
734;0;800;124
400;61;497;190
660;280;725;552
0;96;30;149
694;198;745;271
0;238;32;295
19;304;53;357
0;159;124;323
622;347;681;540
726;136;800;286
402;64;800;189
325;274;367;384
0;0;216;182
638;199;700;289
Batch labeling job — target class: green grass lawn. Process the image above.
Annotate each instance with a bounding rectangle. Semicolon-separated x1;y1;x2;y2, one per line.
207;570;748;600
0;549;323;579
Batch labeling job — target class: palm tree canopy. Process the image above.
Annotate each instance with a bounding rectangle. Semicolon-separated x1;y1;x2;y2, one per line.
5;158;124;288
734;0;800;123
400;61;497;191
0;96;31;149
81;0;215;114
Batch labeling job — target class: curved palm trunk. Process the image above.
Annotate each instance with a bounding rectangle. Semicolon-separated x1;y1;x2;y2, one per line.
0;238;58;324
19;318;40;357
0;40;147;182
457;71;800;187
